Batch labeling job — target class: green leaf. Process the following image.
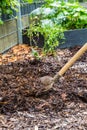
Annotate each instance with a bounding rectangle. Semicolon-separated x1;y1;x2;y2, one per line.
24;0;33;3
31;48;40;59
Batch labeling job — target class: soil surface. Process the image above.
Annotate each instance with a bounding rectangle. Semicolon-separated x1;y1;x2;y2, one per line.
0;44;87;130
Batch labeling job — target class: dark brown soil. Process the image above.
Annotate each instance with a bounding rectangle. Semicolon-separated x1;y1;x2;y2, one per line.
0;44;87;129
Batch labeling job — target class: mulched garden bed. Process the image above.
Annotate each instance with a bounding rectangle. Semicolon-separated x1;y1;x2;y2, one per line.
0;44;87;130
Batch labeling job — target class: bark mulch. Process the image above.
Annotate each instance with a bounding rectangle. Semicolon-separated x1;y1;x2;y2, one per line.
0;44;87;130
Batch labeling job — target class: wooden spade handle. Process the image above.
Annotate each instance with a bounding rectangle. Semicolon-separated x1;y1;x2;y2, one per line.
58;43;87;76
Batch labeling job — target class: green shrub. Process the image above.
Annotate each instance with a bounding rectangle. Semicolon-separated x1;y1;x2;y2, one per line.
27;20;64;54
30;1;87;30
27;1;87;54
0;0;33;24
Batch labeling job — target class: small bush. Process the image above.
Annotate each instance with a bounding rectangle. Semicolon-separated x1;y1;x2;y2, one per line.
27;1;87;54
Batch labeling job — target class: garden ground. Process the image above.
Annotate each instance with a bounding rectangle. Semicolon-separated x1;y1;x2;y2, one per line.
0;44;87;130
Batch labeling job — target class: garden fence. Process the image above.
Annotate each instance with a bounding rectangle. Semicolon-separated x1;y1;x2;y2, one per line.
0;0;43;53
0;0;87;53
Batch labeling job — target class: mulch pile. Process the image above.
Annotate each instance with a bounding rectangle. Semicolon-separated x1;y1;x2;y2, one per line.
0;44;87;129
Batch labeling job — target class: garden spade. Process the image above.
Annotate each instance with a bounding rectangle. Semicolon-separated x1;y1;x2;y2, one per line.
40;43;87;93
